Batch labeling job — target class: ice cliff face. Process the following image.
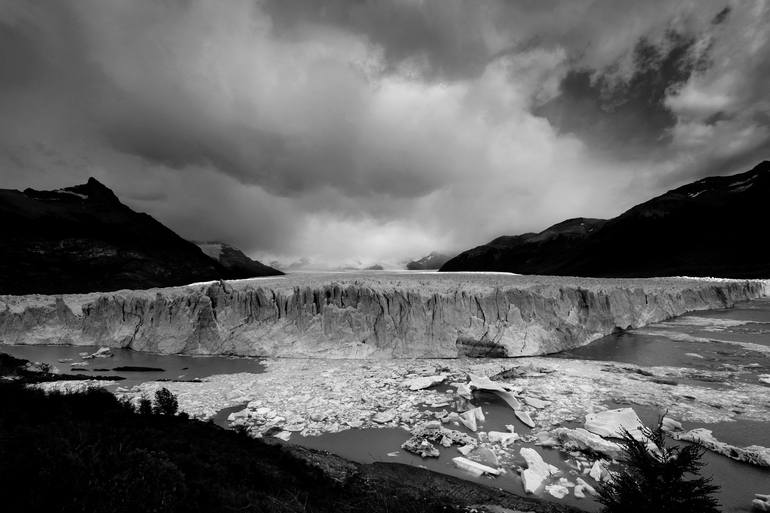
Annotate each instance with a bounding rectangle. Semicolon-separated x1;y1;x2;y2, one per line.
0;273;767;358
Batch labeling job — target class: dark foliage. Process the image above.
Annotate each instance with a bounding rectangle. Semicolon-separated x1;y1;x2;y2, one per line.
153;387;179;415
597;422;720;513
0;383;468;513
138;396;154;416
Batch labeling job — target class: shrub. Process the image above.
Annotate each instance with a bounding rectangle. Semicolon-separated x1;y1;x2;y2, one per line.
153;387;178;416
138;396;153;416
103;448;187;513
597;421;720;513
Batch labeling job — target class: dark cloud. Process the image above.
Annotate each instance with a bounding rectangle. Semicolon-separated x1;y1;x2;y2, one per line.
261;0;497;79
712;6;731;25
0;21;45;90
535;30;710;158
0;0;767;267
259;0;733;80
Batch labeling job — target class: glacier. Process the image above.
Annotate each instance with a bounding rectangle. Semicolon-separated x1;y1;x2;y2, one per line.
1;273;767;358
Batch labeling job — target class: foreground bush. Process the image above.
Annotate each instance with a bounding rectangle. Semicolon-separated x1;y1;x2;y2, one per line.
597;422;720;513
0;351;576;513
0;383;464;513
153;387;179;415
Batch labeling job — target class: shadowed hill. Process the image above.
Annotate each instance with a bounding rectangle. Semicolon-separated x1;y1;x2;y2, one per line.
406;252;452;270
441;161;770;278
196;242;282;279
0;178;281;294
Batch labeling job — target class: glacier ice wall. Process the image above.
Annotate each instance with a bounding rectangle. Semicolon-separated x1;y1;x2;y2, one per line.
1;273;767;358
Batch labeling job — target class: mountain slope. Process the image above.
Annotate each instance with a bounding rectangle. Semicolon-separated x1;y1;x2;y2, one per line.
441;161;770;278
196;242;282;279
0;178;281;294
406;252;452;270
441;218;606;275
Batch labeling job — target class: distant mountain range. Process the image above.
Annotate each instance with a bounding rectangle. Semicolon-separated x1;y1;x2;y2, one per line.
406;252;451;270
441;161;770;278
0;178;281;295
270;257;388;272
196;242;282;279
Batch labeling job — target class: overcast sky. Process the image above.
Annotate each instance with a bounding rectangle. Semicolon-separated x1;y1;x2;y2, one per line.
1;0;768;268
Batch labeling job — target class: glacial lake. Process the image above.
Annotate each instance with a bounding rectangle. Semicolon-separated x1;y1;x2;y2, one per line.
292;299;770;512
555;297;770;386
294;389;601;512
2;297;769;512
291;387;770;513
0;344;266;388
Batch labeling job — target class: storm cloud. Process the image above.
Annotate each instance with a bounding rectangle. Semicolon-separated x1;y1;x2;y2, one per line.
0;0;768;268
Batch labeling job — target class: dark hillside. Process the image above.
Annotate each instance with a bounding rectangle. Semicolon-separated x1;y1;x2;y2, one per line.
442;161;770;278
0;178;281;294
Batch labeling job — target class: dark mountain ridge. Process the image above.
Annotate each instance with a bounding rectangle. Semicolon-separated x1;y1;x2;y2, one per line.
196;241;281;279
441;161;770;278
0;178;281;295
406;252;452;270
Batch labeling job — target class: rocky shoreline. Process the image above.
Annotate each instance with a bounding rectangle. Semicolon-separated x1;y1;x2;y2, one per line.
3;351;584;513
32;354;770;507
100;357;770;430
3;369;582;513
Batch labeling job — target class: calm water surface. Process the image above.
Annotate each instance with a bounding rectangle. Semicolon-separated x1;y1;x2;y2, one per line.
0;344;265;387
555;298;770;386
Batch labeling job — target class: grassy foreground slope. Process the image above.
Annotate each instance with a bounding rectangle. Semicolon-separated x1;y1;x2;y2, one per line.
0;369;576;513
